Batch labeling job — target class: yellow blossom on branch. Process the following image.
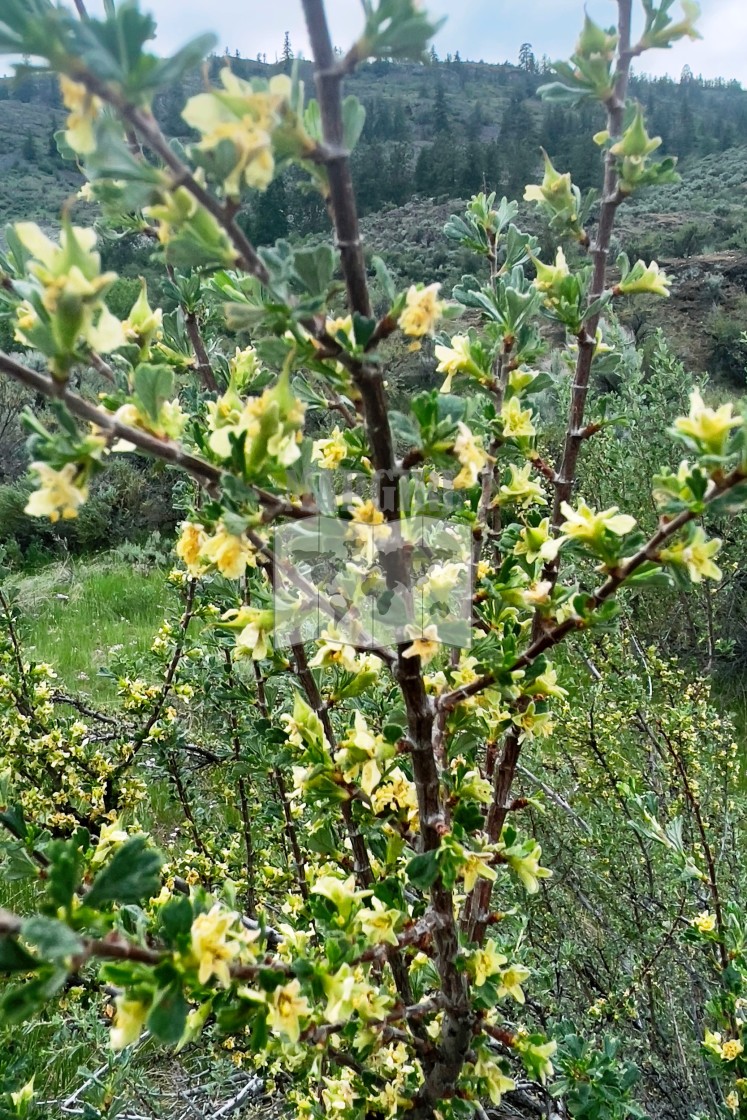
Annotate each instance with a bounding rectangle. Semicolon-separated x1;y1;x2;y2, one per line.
182;70;293;196
660;527;722;584
189;904;257;987
24;462;89;522
200;525;256;580
673;389;743;455
175;521;208;576
267;979;310;1044
501;397;537;441
312;427;348;470
110;997;149;1051
399;283;445;340
560;499;636;543
469;940;508;988
691;910;716;934
59;74;102;155
453;422;489;489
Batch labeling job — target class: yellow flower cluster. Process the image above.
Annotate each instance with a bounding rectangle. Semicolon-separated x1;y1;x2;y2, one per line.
183;70;293;197
399;283;445;340
175;521;257;581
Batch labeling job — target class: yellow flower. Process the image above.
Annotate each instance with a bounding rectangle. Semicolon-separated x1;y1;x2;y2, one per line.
469;941;507;988
403;623;441;665
618;259;671;298
312;874;370;920
722;1039;744;1062
335;711;387;796
10;1077;35;1112
692;910;716;934
267;979;310;1044
501;397;536;440
474;1054;516;1105
660;527;722;584
176;521;208;576
371;767;419;829
517;1036;557;1083
461;847;498;893
453;421;488;489
727;1091;740;1115
91;818;129;868
326;315;355;343
503;840;552;894
182;70;292;197
312;427;348;470
497;963;531;1004
435;334;476;392
321;1071;357;1113
201;525;256;579
25;462;88;522
533;246;571;293
529;665;568;700
514;518;564;565
59;74;102;154
399;283;445;338
356;897;401;947
704;1029;724;1055
497;462;546;508
524;150;577;220
673;389;743;455
560;499;636;542
220;606;274;660
190;904;256;987
110;996;148;1050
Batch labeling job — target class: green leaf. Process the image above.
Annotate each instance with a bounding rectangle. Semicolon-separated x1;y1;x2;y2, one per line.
342;96;366;151
85;837;162;910
47;839;84;912
133;364;175;425
293;244;337;298
158;897;193;947
0;937;38;974
0;967;68;1026
21;917;83;962
406;849;440;891
147;980;189;1044
372;256;397;304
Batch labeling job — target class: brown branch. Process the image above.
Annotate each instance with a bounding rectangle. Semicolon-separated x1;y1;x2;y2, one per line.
67;67;270;286
0;350;316;523
225;647;257;917
549;0;634;531
439;463;746;712
184;311;219;393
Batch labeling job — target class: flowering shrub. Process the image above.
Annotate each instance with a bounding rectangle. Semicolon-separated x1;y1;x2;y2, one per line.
0;1;743;1118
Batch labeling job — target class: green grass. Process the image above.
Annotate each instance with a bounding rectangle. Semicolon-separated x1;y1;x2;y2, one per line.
7;558;168;702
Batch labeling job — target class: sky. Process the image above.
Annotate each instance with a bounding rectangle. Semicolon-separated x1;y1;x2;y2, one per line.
68;0;744;86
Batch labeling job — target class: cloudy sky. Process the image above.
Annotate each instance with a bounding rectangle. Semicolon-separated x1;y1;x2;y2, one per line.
30;1;747;85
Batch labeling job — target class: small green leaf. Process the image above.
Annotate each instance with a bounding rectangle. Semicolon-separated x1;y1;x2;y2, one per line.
133;363;175;425
0;937;39;974
293;244;337;298
85;837;162;910
21;917;83;962
147;980;189;1044
406;850;440;891
342;96;366;151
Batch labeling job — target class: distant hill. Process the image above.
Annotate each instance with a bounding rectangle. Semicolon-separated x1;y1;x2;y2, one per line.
1;54;746;381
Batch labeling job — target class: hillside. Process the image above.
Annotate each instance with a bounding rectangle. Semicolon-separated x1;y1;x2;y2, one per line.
1;55;746;379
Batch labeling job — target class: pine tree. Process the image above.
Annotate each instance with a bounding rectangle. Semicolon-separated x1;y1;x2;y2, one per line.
433;81;450;134
21;131;36;161
282;31;293;74
518;42;536;72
